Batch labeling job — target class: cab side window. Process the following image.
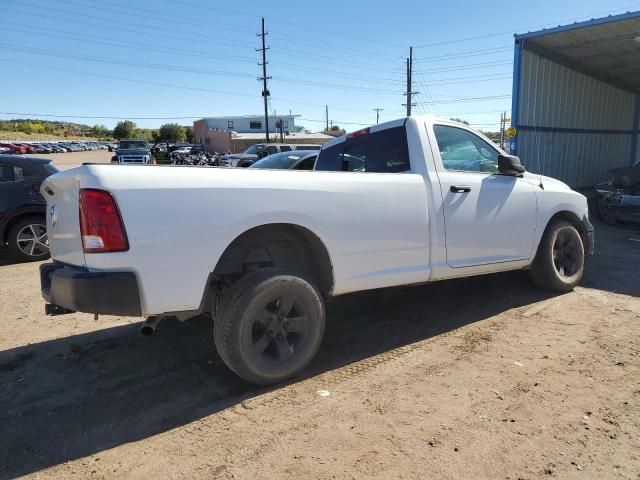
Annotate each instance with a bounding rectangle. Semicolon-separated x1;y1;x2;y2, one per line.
315;126;410;173
433;125;498;173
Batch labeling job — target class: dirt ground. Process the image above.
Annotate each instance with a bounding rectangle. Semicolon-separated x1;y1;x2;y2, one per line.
48;150;112;170
0;215;639;478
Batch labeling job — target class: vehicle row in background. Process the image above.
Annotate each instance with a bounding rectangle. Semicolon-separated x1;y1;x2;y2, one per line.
220;143;321;167
0;141;112;155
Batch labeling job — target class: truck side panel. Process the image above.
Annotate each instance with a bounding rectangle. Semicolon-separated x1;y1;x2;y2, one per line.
71;165;430;315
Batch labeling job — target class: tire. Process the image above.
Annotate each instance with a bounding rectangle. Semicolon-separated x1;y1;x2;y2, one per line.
7;216;50;261
213;268;325;385
529;219;585;292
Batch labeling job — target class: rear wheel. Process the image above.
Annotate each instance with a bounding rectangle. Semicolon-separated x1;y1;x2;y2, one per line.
529;220;585;292
213;268;325;385
7;216;50;261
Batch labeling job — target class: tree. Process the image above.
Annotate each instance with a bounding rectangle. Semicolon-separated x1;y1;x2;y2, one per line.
91;124;111;138
449;118;470;126
184;126;194;143
112;120;137;139
158;123;186;143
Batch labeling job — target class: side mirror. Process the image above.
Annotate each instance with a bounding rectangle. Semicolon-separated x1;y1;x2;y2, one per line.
498;154;525;176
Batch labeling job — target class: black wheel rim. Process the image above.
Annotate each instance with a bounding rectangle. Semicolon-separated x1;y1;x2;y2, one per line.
552;231;579;278
248;295;309;364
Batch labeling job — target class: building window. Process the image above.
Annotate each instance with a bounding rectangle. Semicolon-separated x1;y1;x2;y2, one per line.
205;137;211;144
283;120;288;128
250;121;262;129
227;121;234;129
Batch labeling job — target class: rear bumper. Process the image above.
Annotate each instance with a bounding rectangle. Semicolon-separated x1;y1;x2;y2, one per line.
40;262;142;316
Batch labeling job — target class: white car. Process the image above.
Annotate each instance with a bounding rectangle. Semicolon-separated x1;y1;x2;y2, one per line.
39;117;593;384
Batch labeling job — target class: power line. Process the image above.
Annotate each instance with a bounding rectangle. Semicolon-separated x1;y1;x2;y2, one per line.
2;8;256;50
416;95;511;105
412;46;513;63
4;0;404;64
1;44;403;94
1;58;386;114
413;4;640;48
2;25;257;64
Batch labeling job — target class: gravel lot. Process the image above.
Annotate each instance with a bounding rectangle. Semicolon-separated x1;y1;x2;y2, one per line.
49;150;112;170
0;161;638;478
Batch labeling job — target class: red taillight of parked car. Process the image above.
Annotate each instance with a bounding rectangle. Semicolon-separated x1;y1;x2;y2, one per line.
79;189;129;253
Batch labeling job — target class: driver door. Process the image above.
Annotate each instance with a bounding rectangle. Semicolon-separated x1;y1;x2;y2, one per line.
431;124;537;268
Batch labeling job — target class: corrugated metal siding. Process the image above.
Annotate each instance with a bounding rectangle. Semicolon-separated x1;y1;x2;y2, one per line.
517;49;636;187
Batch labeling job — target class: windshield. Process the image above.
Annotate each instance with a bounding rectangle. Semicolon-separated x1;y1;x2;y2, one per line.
250;151;304;169
244;144;264;154
119;141;149;150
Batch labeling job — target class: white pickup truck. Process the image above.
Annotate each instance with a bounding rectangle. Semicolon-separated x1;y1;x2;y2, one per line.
40;117;593;384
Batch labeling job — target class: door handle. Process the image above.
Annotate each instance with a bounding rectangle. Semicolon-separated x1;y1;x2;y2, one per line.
450;185;471;193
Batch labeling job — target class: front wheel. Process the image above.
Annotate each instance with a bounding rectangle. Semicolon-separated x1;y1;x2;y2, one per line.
213;268;326;385
529;220;585;292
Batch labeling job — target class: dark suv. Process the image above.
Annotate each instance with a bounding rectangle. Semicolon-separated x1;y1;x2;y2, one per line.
0;155;58;261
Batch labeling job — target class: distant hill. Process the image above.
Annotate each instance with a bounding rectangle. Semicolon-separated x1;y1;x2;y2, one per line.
0;118;111;140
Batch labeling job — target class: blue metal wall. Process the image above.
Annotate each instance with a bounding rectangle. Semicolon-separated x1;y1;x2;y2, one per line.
513;48;638;187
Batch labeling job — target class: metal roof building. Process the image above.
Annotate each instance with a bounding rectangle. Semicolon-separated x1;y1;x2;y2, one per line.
511;11;640;187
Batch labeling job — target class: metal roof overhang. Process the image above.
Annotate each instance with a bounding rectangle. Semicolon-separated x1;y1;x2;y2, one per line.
515;11;640;94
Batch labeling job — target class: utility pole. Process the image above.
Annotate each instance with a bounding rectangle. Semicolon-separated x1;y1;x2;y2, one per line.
257;18;271;142
402;47;417;116
500;112;505;149
325;105;329;131
373;108;383;124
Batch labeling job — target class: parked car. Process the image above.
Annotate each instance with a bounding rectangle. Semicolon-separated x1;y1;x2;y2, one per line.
39;117;593;385
220;144;318;167
0;143;27;155
111;139;152;164
249;150;317;170
32;144;53;154
16;143;36;154
1;155;58;260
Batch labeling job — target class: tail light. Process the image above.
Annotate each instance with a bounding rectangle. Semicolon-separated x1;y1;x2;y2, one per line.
79;189;129;253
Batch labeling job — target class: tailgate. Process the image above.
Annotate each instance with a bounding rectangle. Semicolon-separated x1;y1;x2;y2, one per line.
41;169;86;267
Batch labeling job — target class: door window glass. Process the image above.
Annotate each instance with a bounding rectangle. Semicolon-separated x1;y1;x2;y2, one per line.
433;125;498;173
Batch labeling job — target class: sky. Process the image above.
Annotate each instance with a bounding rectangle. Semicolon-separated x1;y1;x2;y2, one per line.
1;0;639;133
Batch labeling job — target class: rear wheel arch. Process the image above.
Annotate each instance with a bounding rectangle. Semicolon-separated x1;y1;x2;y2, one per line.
201;223;334;315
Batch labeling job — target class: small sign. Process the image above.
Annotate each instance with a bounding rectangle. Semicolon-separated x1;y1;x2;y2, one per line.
505;127;517;139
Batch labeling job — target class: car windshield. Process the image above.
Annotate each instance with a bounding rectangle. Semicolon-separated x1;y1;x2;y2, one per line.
250;152;304;169
244;145;264;154
119;141;149;150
